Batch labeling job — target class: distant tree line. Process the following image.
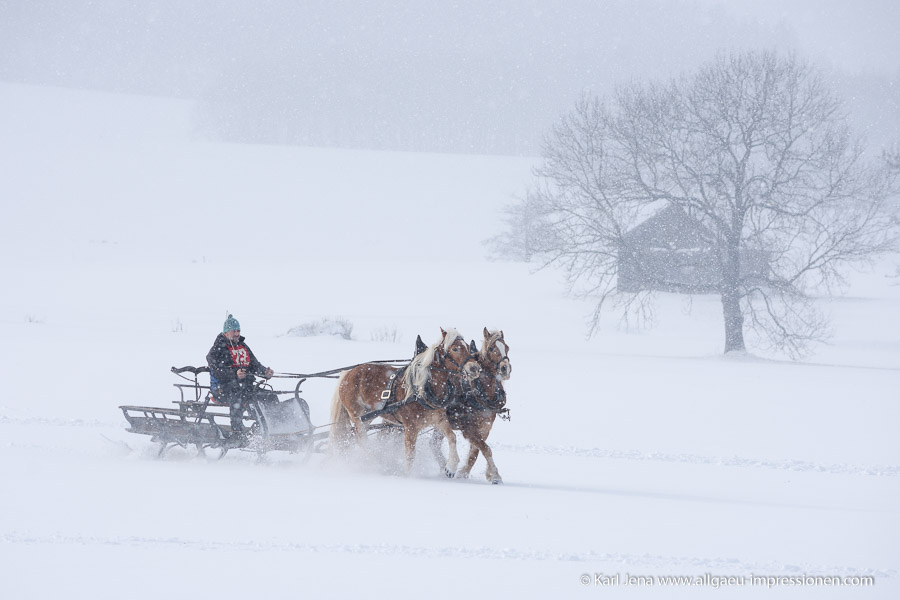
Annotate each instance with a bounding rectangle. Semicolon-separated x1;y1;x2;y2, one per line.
192;57;900;158
192;56;552;155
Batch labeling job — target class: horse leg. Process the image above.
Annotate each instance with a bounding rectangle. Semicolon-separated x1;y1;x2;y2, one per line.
433;419;458;478
402;424;418;476
350;415;370;448
479;441;502;484
429;429;448;473
477;418;502;484
455;438;480;479
464;435;501;484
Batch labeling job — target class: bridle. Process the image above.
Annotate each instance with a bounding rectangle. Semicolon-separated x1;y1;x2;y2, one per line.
482;338;511;379
414;338;479;409
484;353;510;376
430;338;479;375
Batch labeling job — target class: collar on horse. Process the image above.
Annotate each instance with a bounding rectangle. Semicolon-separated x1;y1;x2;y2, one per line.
421;350;483;409
461;375;507;413
414;374;463;410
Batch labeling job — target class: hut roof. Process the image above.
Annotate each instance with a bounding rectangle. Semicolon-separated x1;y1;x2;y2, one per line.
622;204;713;250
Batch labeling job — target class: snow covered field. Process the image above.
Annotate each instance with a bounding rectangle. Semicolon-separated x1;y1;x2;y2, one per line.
1;83;898;599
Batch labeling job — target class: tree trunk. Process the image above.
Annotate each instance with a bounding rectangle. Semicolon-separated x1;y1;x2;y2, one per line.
721;237;746;354
720;240;746;353
720;288;746;353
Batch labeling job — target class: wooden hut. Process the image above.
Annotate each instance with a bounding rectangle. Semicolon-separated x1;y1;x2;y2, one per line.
617;204;769;293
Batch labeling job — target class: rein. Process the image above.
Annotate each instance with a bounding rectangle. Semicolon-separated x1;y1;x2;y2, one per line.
272;358;409;380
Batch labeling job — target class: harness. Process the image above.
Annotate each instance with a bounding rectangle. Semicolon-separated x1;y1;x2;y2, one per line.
416;372;464;410
468;377;507;411
379;366;406;403
453;374;508;417
359;354;477;422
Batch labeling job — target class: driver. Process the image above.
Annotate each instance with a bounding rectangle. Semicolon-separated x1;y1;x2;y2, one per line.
206;314;274;439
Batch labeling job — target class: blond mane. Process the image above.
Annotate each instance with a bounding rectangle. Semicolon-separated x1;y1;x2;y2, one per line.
401;328;463;400
480;330;507;360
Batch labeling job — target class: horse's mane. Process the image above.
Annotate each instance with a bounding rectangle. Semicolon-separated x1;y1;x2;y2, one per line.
480;330;506;361
401;328;462;400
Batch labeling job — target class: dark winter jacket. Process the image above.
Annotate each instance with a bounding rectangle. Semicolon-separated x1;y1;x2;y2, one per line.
206;333;267;392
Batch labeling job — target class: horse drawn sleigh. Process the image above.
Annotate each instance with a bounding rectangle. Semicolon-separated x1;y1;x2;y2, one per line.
119;328;511;482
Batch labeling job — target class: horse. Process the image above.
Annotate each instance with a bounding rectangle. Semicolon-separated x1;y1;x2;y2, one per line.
431;328;511;484
328;328;481;476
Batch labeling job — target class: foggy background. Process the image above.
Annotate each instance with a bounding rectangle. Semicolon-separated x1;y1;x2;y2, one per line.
1;0;898;155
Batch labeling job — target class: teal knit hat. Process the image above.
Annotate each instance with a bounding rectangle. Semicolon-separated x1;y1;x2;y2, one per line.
223;314;240;333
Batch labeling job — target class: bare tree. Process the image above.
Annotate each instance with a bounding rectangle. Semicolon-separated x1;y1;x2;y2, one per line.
485;188;557;262
523;51;899;356
884;145;900;281
886;144;900;173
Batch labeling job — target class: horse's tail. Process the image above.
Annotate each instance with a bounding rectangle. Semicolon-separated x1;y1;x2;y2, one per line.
328;371;353;454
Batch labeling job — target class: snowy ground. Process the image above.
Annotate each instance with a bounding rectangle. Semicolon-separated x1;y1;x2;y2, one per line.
1;83;898;599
